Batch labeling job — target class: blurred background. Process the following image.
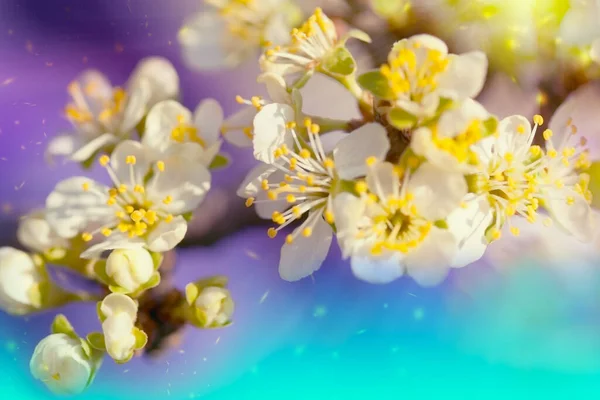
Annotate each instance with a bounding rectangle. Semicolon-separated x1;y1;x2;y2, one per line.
1;0;600;398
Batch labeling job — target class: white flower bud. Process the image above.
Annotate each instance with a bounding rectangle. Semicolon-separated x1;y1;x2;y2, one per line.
17;211;68;254
99;293;138;362
30;333;95;395
105;248;154;293
194;286;234;328
0;247;44;315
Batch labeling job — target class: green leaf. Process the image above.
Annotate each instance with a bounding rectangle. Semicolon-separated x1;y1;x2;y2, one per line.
357;71;395;100
587;161;600;209
150;252;164;270
185;283;199;305
80;338;93;358
434;220;449;230
132;328;148;350
51;314;77;338
388;107;418;130
322;46;356;77
86;332;106;351
209;153;230;170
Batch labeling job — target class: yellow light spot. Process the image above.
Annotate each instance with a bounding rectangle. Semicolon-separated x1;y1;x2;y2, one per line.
510;226;520;236
82;182;90;191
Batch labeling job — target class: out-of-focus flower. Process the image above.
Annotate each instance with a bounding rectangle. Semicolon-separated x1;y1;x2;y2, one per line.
178;0;303;71
17;210;69;256
30;333;99;395
239;120;389;281
104;248;159;294
185;276;234;328
0;247;46;315
98;293;146;363
333;161;467;286
449;114;595;267
260;8;370;78
591;38;600;63
358;34;487;129
370;0;413;28
45;140;211;257
143;99;224;167
46;58;179;164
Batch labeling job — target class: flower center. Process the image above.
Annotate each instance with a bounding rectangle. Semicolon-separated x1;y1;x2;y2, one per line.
431;120;484;164
171;115;206;147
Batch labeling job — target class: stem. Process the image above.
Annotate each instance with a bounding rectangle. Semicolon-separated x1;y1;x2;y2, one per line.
309;116;354;133
340;75;375;120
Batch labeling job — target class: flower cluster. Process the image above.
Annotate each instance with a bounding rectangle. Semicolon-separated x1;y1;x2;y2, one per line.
234;9;596;286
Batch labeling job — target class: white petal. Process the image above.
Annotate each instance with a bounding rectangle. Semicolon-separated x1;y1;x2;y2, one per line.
264;12;293;45
193;99;224;147
545;191;596;243
144;100;192;152
147;157;211;215
70;70;114;116
366;162;400;200
70;133;118;162
255;198;289;219
178;12;233;70
100;293;138;321
351;251;404;284
110;140;151;185
222;106;256;147
279;216;332;281
257;72;291;104
45;177;113;238
146;216;188;252
332;192;366;258
592;38;600;63
103;314;135;361
404;227;456;287
437;98;489;138
236;163;277;198
446;195;493;268
127;56;179;107
408;162;467;221
438;51;488;99
121;79;150;134
496;115;533;153
409;34;448;54
46;134;81;159
252;103;295;164
333;123;390;180
80;235;145;259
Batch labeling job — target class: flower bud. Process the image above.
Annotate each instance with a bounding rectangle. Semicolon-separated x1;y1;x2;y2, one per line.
17;211;68;254
30;333;97;395
105;248;154;293
187;284;234;328
0;247;45;315
98;293;145;363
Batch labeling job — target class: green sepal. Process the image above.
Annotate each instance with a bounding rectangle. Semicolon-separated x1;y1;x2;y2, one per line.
51;314;78;339
588;161;600;209
81;155;97;170
150;251;164;270
209;153;230;170
321;46;357;77
483;116;499;136
114;352;134;365
108;285;130;294
185;283;200;305
86;332;106;351
192;276;228;290
291;69;315;90
434;220;449;229
132;328;148;350
92;260;110;285
182;212;193;222
42;247;67;262
27;282;43;309
96;302;106;323
357;70;395;100
388;107;418;130
129;272;161;298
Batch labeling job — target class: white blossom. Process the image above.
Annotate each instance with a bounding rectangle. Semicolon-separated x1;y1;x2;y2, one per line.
46;57;179;163
333;160;467;286
105;248;155;293
30;333;97;395
239;118;390;281
99;293;139;363
0;247;45;315
45;140;211;258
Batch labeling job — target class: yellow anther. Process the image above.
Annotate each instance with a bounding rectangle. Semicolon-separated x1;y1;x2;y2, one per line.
566;196;575;205
323;158;334;168
245;197;255;207
81;232;93;242
516;125;526;134
261;179;269;190
306;175;315;186
106;197;117;206
156;161;165;172
365;156;377;166
82;182;90;192
99;155;110;166
268;191;278;200
125;155;136;165
510;226;520;236
543;217;553;227
285;234;294;244
125;205;135;213
567;117;573;126
302;227;313;237
117;222;130;233
101;228;112;237
267;227;277;238
145;210;157;225
286;121;296;129
286;194;296;203
355;181;368;194
571;124;578;134
118;184;127;193
251;96;262;109
299;149;311;159
504;153;514;163
242;127;253;138
324;210;334;223
134;184;145;194
310;124;320;134
533;114;543;125
235;95;244;104
163;195;173;205
130;210;144;223
547;149;558;158
490;229;502;241
542;129;553;141
115;210;126;219
304;117;312;128
164;214;174;223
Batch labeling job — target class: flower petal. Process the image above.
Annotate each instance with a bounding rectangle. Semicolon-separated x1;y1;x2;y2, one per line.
110;140;152;185
70;70;114;116
437;98;489;138
45;134;81;161
545;191;596;243
146;216;188;252
592;38;600;63
144;100;192;153
438;51;488;99
236;163;277;198
279;216;332;281
100;293;138;321
121;78;150;134
45;177;113;238
178;12;231;70
257;72;291;104
351;251;404;284
495;115;533;155
70;133;118;162
80;234;145;259
193;99;224;147
127;56;179;107
404;227;456;287
446;194;493;268
408;162;467;221
409;34;448;54
221;106;256;147
332;192;366;259
366;162;400;199
252;103;295;164
333;123;390;180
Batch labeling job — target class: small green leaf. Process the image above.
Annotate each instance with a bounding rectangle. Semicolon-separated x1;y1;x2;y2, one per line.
434;220;449;229
185;283;199;305
344;29;371;44
388;107;418;130
209;153;230;170
357;71;395;100
92;260;110;285
587;161;600;209
144;272;161;290
132;328;148;350
86;333;106;351
80;338;93;358
182;212;193;222
52;314;77;338
150;252;164;270
483;116;499;136
322;46;356;77
108;285;129;294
